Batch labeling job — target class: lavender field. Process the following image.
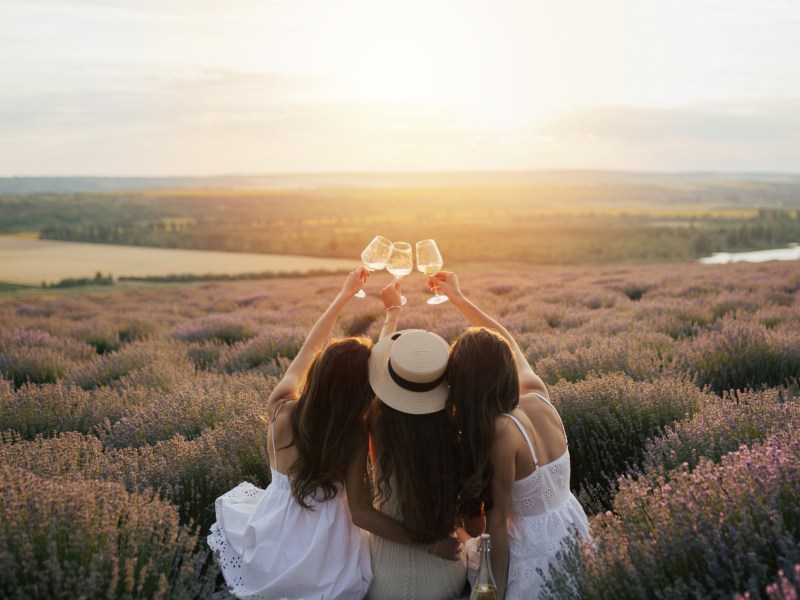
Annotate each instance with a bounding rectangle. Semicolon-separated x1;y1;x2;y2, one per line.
2;261;800;599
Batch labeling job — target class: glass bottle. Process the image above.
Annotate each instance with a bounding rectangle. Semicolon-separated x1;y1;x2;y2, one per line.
470;533;497;599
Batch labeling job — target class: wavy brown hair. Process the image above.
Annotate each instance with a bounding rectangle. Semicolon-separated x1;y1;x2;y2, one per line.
447;327;519;518
285;336;373;509
370;400;460;543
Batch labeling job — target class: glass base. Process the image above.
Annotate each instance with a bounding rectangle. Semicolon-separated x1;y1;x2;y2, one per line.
400;295;408;305
427;294;449;305
355;289;366;298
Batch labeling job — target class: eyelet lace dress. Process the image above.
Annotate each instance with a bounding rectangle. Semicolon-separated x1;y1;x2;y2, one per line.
466;393;591;600
208;404;373;599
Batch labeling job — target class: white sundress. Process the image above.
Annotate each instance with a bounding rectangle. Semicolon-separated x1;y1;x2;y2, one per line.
467;394;591;600
208;407;373;600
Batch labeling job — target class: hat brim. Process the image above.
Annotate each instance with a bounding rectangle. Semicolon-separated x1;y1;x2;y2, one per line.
368;329;449;415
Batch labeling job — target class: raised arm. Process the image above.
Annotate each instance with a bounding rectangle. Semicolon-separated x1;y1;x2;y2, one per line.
430;271;548;398
266;267;368;418
378;279;403;339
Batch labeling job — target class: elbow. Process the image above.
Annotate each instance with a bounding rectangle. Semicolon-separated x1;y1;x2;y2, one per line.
347;498;371;530
350;511;367;530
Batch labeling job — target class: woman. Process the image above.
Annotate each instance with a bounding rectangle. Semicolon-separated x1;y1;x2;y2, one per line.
208;269;455;599
364;282;468;599
432;271;591;600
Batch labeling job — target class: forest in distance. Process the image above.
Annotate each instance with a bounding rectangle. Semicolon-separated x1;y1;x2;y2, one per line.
2;171;800;267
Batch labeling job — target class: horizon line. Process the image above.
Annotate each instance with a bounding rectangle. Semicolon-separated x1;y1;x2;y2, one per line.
3;168;800;179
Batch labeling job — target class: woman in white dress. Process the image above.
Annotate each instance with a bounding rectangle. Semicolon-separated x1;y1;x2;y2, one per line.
208;269;457;600
364;282;468;600
431;271;592;600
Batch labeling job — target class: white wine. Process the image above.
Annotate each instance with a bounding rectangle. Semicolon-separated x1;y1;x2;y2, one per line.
469;534;497;600
417;263;442;276
470;585;497;600
415;239;449;305
387;266;412;278
364;260;387;271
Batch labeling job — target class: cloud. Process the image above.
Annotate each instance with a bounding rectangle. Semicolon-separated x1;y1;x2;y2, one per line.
541;98;800;142
2;61;800;174
529;98;800;172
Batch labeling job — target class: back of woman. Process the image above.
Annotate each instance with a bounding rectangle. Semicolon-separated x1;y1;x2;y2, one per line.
433;271;591;599
209;270;375;599
366;324;468;600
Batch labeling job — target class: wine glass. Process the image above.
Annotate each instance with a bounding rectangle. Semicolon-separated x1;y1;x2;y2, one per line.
386;242;412;305
355;235;392;298
415;239;448;304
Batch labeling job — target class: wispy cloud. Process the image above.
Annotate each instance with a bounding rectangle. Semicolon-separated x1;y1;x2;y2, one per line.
543;99;800;142
1;0;800;174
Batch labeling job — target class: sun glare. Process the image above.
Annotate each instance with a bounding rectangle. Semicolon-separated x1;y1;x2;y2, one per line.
348;41;440;103
332;2;566;131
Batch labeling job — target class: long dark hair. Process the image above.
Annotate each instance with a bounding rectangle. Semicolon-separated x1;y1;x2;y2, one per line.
370;400;460;544
286;336;373;509
447;327;519;518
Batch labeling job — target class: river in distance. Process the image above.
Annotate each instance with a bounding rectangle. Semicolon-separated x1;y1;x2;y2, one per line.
698;243;800;265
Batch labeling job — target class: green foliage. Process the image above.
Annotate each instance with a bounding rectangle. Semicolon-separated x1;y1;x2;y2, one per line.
542;429;800;600
551;374;711;512
5;177;800;267
47;272;114;288
675;318;800;394
0;466;217;599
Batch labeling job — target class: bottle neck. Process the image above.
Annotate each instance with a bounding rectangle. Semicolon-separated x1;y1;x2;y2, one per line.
475;538;495;585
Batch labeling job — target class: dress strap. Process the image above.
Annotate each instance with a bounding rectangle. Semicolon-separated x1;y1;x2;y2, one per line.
271;401;287;472
503;413;539;467
531;391;568;442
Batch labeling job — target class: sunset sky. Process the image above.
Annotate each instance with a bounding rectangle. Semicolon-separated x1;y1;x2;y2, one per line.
1;0;799;175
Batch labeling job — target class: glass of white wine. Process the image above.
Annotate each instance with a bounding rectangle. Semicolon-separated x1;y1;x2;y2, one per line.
386;242;412;305
415;239;448;304
355;235;392;298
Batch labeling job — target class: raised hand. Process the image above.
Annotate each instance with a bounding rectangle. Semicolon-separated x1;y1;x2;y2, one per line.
427;270;463;302
427;534;464;561
341;267;370;299
380;279;403;309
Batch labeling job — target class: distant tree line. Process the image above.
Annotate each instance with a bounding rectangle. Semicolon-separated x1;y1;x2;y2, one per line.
7;189;800;266
42;272;114;289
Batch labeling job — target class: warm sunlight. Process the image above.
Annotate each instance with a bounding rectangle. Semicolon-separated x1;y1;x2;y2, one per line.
346;41;440;103
2;0;798;173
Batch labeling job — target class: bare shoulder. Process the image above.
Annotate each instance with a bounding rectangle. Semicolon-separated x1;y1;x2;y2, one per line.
491;415;519;455
519;392;567;446
492;414;515;440
271;400;297;439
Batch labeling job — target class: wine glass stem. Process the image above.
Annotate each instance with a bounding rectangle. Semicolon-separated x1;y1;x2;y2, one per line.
394;277;409;305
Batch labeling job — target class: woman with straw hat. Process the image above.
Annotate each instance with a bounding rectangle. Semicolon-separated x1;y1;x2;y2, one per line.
365;282;468;600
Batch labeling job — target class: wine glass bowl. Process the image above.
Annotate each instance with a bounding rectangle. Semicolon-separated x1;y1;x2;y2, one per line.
386;242;412;305
355;235;392;298
415;239;448;304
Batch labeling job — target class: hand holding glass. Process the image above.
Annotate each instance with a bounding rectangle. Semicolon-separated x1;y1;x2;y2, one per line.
415;239;448;304
355;236;392;298
386;242;412;305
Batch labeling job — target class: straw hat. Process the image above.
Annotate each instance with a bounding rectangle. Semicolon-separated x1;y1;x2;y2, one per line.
368;329;450;414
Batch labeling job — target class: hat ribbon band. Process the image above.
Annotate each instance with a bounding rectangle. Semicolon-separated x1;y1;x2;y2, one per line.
388;360;446;393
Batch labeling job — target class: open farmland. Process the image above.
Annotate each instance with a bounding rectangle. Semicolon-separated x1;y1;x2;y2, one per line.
3;172;800;268
1;260;800;598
